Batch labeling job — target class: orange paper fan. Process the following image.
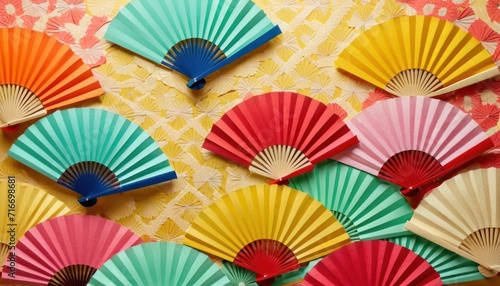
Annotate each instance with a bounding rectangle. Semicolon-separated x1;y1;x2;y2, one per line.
303;240;442;286
184;184;351;282
0;27;103;131
203;92;358;182
1;214;142;285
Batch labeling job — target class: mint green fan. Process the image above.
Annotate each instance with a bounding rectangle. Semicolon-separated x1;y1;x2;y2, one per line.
221;261;258;286
272;259;319;285
88;242;230;286
388;235;485;284
104;0;281;90
289;160;412;240
8;108;176;207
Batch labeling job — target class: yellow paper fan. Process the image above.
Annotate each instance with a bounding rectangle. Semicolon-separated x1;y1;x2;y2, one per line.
0;180;77;265
184;184;350;281
405;168;500;277
336;15;500;97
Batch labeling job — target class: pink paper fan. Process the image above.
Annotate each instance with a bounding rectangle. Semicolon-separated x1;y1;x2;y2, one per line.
1;214;142;285
332;97;494;205
303;240;442;286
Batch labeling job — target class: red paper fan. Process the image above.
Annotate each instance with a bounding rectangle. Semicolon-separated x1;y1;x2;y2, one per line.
203;92;358;182
332;96;493;206
303;240;442;286
1;214;142;285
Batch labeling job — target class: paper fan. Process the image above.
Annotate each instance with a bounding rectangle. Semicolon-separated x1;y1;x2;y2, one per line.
1;214;142;285
88;242;229;286
0;27;103;131
271;259;319;286
388;235;485;284
184;184;351;282
336;15;500;97
332;96;493;206
405;168;500;277
303;240;442;286
8;108;177;206
0;180;77;267
203;92;358;183
221;261;258;286
105;0;281;90
289;160;413;241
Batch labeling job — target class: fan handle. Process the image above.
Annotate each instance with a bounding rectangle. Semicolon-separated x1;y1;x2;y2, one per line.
186;78;206;90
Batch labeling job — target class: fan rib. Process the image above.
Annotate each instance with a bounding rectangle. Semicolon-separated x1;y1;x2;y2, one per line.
234;239;299;281
49;264;97;286
0;85;46;128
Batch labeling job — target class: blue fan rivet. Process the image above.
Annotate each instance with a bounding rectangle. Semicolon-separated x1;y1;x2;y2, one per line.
188;78;206;90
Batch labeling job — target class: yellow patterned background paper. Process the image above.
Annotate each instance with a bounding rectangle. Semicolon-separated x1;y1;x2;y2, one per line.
1;0;500;285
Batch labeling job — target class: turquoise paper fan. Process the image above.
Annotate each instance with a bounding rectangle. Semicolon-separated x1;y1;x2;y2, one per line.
105;0;281;90
289;160;413;240
222;261;258;286
388;235;485;284
88;242;230;286
272;259;319;286
8;108;176;206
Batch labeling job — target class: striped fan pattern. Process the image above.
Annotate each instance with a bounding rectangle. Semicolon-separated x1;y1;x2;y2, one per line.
0;27;103;130
303;240;442;286
8;108;176;206
1;214;142;285
184;184;351;281
105;0;281;89
336;15;500;97
289;160;413;241
406;168;500;276
204;92;358;182
333;96;493;206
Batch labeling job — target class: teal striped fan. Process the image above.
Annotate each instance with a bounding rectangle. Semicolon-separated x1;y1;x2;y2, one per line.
104;0;281;90
221;261;258;286
8;108;176;207
272;259;319;286
88;242;230;286
388;235;485;284
289;160;413;240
